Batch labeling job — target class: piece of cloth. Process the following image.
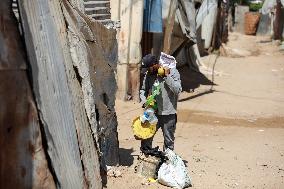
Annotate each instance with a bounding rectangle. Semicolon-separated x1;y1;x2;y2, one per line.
196;0;218;29
260;0;284;15
141;114;177;150
176;0;197;42
140;68;182;115
261;0;275;15
143;0;163;33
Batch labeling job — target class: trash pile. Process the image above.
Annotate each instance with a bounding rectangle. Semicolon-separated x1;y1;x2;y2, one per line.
158;149;192;189
135;148;192;189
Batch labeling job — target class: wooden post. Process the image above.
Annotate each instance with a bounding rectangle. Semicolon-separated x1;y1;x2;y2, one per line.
274;0;282;40
163;0;178;54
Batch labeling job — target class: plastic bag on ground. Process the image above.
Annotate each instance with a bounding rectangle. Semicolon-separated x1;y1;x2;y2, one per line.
158;149;192;189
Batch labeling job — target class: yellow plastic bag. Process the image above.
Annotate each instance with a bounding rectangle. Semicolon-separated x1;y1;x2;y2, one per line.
132;116;156;140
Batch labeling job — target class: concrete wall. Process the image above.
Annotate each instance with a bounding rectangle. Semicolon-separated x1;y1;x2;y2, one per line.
110;0;144;101
235;5;250;34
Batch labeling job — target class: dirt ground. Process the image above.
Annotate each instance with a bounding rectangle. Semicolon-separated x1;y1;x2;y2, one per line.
107;33;284;189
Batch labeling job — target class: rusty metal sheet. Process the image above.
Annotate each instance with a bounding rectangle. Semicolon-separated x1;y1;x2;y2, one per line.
0;1;26;70
0;1;54;188
0;71;55;189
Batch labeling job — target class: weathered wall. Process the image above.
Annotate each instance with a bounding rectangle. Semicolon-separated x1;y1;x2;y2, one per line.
70;0;84;12
257;14;272;36
110;0;120;20
258;8;284;38
273;3;284;40
0;1;55;188
17;0;121;187
110;0;144;101
64;2;120;166
234;5;249;34
18;0;91;187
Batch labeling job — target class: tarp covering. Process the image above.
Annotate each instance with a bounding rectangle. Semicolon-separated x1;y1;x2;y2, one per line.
261;0;284;15
143;0;163;33
176;0;197;42
261;0;277;14
201;4;218;48
196;0;218;29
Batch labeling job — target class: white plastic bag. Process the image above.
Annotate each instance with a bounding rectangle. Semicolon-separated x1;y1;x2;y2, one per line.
140;108;158;124
158;149;192;189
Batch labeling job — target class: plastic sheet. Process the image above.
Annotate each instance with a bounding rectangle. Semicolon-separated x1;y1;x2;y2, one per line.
261;0;277;14
196;0;218;29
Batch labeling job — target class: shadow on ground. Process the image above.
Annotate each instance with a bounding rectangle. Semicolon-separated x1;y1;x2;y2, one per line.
119;148;135;166
179;89;215;102
177;65;216;98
